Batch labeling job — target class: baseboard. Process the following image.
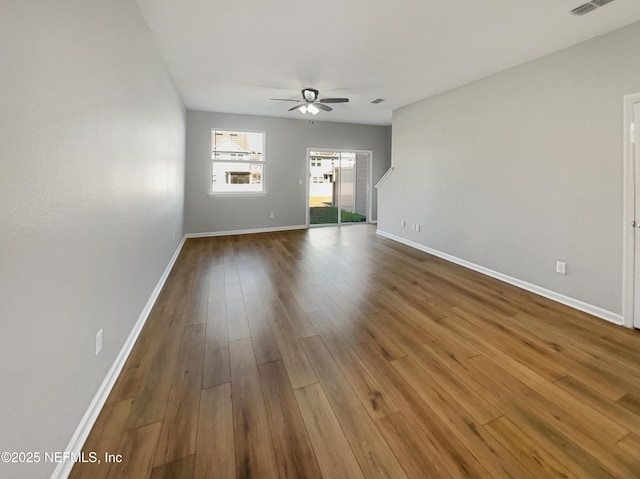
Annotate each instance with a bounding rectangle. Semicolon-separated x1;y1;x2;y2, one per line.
376;229;623;326
51;236;187;479
186;224;307;238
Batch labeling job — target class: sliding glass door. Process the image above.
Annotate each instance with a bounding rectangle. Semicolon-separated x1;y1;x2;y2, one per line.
308;150;370;226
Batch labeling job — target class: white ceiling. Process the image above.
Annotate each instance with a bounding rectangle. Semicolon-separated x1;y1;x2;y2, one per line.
136;0;640;126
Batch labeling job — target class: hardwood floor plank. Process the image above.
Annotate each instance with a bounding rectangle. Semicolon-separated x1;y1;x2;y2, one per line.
244;294;281;364
555;346;633;400
384;269;451;320
165;270;196;314
441;316;630;443
226;282;251;341
187;278;209;325
375;290;438;344
463;357;619;479
484;416;578;479
208;264;225;302
70;399;136;479
306;289;369;345
357;311;407;361
267;302;318;389
449;307;567;381
258;360;322;479
151;455;195;479
391;355;536;479
272;282;318;338
466;353;629;445
423;263;520;317
289;282;324;314
307;310;398;420
464;355;637;478
195;384;235;479
502;404;617;479
294;383;365;479
618;433;640;459
202;300;230;388
353;340;491;479
126;314;187;429
154;323;205;467
301;335;407;479
555;375;640;436
106;307;172;404
106;422;162;479
376;411;490;479
412;315;481;361
618;393;640;416
406;341;501;425
229;338;279;478
509;312;640;394
223;246;240;285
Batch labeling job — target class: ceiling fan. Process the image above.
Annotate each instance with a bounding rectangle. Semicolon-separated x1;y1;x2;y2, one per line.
271;88;349;115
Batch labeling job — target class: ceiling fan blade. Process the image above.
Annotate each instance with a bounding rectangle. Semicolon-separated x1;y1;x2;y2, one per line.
272;98;302;102
318;98;349;103
288;103;303;111
315;103;333;112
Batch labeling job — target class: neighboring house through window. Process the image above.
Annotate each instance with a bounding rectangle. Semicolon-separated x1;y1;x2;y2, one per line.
211;129;265;194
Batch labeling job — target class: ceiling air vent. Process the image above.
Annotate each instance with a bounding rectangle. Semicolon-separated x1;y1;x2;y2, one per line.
571;3;598;15
570;0;616;16
371;98;385;104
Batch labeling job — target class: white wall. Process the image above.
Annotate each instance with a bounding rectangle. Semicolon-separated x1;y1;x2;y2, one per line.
0;1;186;477
379;21;640;318
185;111;391;233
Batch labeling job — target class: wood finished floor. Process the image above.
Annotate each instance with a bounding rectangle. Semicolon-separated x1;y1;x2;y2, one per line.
71;224;640;479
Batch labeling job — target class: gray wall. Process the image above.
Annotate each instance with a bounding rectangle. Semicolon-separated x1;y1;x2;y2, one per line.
185;111;391;233
379;21;640;316
0;1;186;477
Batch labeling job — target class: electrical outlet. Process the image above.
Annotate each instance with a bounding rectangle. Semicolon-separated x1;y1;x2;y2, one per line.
172;232;176;241
95;329;103;356
556;261;566;275
412;224;416;231
401;220;406;227
269;212;274;218
299;179;303;185
416;224;421;232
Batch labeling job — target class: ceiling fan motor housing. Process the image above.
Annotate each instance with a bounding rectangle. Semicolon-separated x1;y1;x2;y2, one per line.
302;88;319;102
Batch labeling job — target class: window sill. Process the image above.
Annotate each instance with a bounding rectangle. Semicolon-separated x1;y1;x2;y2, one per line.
208;192;267;198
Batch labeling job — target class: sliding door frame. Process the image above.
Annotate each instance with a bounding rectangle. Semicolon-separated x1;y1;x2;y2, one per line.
305;147;373;228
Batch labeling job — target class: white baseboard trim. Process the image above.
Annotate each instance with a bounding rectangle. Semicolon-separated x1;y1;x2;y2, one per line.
186;224;307;238
376;229;623;326
370;220;378;224
51;236;187;479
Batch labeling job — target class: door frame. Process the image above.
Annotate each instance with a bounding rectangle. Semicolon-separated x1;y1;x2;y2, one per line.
305;147;373;227
622;92;640;328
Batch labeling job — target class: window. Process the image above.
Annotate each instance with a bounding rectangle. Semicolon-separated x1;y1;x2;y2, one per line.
211;129;265;194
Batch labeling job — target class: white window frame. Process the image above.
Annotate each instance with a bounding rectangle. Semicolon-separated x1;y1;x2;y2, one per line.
209;128;267;197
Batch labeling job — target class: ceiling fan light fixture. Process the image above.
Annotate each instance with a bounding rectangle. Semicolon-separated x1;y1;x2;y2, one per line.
298;105;308;114
307;103;319;115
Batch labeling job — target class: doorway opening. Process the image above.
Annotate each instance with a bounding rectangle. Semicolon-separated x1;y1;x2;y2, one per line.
623;92;640;328
306;149;372;226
